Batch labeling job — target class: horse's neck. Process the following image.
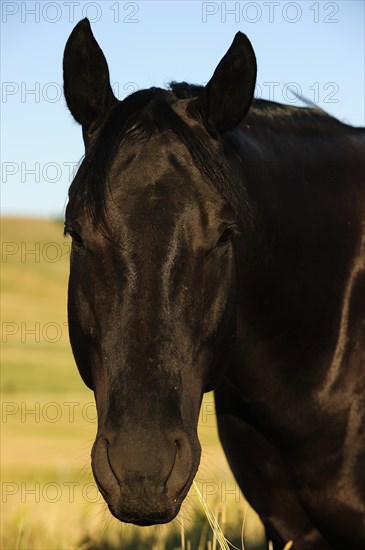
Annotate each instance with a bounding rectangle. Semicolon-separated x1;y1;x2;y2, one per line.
227;110;365;406
230;107;364;231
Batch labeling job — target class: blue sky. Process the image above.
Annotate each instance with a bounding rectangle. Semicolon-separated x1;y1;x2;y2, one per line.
1;0;364;218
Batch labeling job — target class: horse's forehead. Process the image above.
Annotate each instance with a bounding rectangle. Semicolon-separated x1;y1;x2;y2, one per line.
109;132;193;186
107;132;225;219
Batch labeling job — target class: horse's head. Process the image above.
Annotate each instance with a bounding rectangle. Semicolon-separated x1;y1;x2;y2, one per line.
63;19;256;525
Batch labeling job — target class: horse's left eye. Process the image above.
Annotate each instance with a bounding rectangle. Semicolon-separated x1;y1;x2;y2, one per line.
217;225;238;247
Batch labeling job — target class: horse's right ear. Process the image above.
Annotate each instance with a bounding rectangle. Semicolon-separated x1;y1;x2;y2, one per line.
63;19;117;135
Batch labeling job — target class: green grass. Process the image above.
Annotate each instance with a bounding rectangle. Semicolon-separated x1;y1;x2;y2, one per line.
1;217;266;549
1;217;81;393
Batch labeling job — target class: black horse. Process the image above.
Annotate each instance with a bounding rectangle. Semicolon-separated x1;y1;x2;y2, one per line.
63;19;365;549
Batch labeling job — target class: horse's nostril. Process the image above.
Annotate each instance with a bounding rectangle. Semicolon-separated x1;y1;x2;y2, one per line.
91;435;120;500
165;433;196;499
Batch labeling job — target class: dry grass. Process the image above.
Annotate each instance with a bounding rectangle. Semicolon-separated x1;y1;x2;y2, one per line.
2;390;266;549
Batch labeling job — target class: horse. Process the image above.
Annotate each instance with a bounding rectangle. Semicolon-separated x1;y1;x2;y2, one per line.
63;18;365;549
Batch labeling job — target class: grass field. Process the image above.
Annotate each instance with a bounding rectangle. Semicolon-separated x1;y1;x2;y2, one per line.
1;217;266;550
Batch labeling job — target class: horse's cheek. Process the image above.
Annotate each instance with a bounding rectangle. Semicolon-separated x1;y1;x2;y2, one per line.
201;251;235;340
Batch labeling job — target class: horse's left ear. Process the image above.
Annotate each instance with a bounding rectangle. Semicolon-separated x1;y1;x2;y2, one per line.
63;18;117;135
189;32;257;137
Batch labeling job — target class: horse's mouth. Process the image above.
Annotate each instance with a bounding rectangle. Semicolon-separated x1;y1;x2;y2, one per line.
102;473;190;526
108;504;181;526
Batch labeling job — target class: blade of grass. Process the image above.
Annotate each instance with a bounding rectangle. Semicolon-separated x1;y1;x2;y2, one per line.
15;516;24;550
193;481;234;550
180;514;186;550
198;520;209;550
240;501;248;550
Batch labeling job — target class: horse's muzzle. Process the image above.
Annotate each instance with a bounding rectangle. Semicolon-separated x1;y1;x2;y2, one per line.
91;431;200;525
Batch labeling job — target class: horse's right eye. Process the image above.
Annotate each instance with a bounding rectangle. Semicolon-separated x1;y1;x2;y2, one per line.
64;224;84;247
69;231;84;246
